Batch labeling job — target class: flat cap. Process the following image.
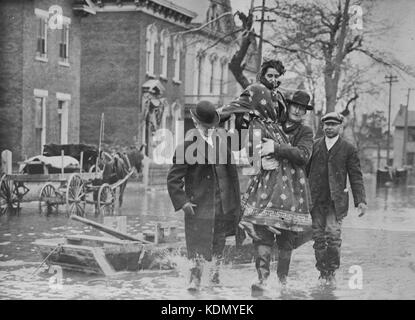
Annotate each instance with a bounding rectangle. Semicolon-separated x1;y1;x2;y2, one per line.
321;112;344;124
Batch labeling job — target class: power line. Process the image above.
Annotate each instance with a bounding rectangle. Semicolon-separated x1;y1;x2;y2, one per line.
384;74;398;165
255;0;276;70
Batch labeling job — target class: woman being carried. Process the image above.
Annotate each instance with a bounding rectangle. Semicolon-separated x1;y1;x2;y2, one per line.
219;60;313;291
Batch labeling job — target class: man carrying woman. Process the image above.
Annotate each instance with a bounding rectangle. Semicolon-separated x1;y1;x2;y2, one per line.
219;60;314;292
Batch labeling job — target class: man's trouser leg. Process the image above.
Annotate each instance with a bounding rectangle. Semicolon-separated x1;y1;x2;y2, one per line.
312;204;328;275
325;204;342;273
276;230;296;280
210;218;227;284
189;257;203;288
253;225;274;282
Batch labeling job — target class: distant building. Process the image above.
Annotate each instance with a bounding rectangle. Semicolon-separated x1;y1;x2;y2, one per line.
393;105;415;168
176;0;259;133
0;0;82;160
74;0;196;158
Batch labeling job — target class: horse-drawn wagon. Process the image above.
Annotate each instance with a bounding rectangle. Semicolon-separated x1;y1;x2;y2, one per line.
0;143;138;216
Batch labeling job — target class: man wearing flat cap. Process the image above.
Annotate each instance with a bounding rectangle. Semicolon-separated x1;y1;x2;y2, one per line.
306;111;367;286
167;100;242;291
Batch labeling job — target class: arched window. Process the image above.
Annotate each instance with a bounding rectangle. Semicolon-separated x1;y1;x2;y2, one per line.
220;56;229;95
159;29;170;79
173;35;183;82
209;53;218;94
146;24;158;77
196;50;206;96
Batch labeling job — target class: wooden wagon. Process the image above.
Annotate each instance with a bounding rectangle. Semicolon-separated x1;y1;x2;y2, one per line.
0;144;133;216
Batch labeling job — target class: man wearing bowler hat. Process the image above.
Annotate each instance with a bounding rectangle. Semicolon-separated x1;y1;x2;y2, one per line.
167;100;242;291
306;112;367;286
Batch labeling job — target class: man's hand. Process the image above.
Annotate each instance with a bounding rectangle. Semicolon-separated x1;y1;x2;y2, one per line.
261;157;279;170
182;202;197;216
357;202;367;217
256;138;275;157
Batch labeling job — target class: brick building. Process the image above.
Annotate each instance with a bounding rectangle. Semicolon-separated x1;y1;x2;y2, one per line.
76;0;196;158
0;0;82;161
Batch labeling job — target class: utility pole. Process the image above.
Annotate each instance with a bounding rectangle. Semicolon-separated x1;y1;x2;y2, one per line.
385;75;398;166
402;88;414;166
255;0;276;70
257;0;266;70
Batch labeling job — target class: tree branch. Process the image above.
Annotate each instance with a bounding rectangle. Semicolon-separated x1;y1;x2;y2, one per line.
229;30;256;89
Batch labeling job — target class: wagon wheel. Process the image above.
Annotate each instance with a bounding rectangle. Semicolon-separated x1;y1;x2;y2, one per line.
39;183;60;215
97;183;115;216
66;174;86;217
0;174;20;214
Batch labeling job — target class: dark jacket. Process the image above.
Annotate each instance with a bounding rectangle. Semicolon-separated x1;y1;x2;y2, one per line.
274;124;314;167
167;130;242;260
306;136;366;219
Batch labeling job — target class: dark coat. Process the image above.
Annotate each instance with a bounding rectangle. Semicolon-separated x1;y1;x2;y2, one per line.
274;124;314;167
306;137;366;219
167;131;242;260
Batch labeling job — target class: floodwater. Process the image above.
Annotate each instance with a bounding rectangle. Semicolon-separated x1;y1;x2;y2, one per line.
1;175;415;300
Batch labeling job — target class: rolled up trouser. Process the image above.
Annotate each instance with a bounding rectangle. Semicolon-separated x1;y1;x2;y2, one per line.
255;244;272;281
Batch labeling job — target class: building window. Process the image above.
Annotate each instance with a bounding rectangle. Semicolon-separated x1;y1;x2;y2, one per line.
209;54;218;94
59;23;70;65
173;35;183;83
146;24;158;77
407;152;415;166
56;93;71;144
196;51;206;96
220;57;228;95
34;89;48;154
35;9;48;61
159;29;170;79
408;127;415;142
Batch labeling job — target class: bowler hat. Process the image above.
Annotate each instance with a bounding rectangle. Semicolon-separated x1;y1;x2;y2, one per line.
190;100;220;127
321;112;344;124
286;90;313;110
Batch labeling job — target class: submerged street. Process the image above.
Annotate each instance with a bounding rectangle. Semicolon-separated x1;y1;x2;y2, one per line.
0;175;415;300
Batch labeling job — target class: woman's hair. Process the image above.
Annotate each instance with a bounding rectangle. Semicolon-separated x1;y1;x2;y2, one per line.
256;59;286;83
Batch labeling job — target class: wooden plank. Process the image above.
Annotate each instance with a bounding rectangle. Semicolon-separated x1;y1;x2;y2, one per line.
35;240;114;275
8;172;102;182
65;234;139;246
70;215;152;243
8;174;69;182
91;247;116;276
